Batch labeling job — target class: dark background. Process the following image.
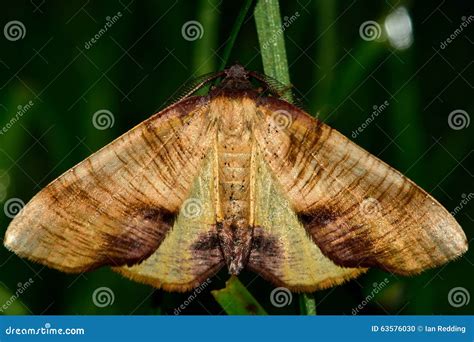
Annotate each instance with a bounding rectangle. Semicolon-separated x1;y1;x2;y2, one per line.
0;0;472;315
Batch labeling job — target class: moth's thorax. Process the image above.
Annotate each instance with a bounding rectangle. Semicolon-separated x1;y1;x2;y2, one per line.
210;96;257;274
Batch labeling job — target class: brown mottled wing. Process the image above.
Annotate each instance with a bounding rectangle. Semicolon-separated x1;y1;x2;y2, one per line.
254;98;467;275
4;97;216;273
115;153;224;292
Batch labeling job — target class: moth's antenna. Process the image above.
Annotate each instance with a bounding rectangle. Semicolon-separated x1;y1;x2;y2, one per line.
248;71;304;108
167;70;226;106
248;71;290;97
184;71;226;97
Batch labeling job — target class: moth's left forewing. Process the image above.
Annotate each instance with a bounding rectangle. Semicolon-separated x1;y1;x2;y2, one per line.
4;97;216;273
254;98;467;275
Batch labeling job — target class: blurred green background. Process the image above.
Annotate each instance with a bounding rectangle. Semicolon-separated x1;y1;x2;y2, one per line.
0;0;472;315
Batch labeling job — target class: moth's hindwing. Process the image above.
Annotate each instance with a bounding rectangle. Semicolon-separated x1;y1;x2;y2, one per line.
114;153;224;292
248;149;366;291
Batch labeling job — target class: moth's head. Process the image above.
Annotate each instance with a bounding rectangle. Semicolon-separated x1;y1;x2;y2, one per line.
224;64;249;81
186;64;290;102
215;64;254;93
217;64;292;102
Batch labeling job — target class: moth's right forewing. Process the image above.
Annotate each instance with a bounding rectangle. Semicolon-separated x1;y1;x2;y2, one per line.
4;97;215;273
255;98;467;275
247;148;365;292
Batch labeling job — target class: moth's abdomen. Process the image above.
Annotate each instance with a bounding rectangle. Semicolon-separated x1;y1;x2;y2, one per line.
216;147;253;274
217;144;252;222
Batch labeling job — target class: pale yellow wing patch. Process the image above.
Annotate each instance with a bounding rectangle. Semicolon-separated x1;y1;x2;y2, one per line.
248;153;366;292
115;154;224;292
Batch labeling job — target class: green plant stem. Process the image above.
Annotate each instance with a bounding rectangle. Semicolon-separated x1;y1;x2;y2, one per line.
212;276;267;315
255;0;316;315
299;293;317;315
254;0;290;86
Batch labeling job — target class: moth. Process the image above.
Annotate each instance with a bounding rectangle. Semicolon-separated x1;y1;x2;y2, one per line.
4;65;467;292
